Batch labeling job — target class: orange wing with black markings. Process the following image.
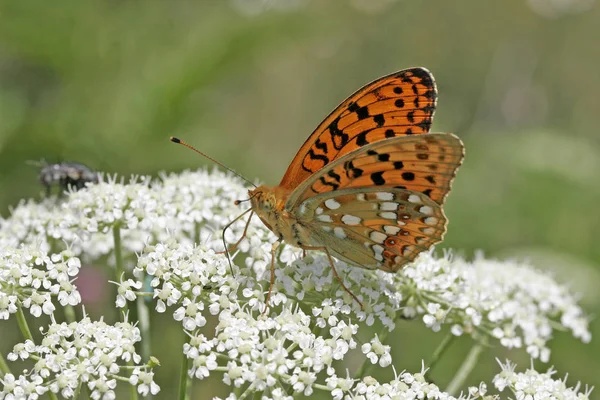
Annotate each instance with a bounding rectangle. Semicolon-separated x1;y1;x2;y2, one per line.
286;133;464;208
287;133;464;272
279;67;438;190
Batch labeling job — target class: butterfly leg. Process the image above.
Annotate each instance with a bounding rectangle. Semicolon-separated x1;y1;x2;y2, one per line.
302;246;363;309
263;240;280;315
217;209;254;255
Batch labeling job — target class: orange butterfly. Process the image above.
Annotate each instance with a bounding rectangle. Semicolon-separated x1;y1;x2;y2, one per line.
172;67;464;309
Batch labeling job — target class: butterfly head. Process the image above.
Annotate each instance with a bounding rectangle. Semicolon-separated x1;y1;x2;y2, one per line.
248;186;276;212
246;185;292;230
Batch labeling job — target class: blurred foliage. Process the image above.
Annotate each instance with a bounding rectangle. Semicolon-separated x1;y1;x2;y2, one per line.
1;0;599;398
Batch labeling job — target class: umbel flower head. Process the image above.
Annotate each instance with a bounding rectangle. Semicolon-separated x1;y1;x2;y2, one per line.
0;244;82;319
1;315;159;399
0;168;593;399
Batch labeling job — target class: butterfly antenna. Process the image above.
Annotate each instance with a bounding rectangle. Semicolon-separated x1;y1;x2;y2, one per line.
234;191;259;205
170;137;257;188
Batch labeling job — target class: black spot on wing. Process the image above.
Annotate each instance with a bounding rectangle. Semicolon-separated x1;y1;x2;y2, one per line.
371;171;385;185
377;153;390;162
329;117;350;150
302;150;329;173
402;172;415;181
356;132;369;146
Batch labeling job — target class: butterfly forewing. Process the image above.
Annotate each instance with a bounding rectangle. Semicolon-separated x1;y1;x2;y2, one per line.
286;133;464;208
279;68;437;189
296;188;447;272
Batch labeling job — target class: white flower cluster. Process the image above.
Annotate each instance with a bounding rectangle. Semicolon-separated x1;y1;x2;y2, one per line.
0;168;593;398
129;240;400;398
0;244;81;319
0;170;257;263
493;360;593;399
0;316;159;399
0;198;77;251
397;253;591;361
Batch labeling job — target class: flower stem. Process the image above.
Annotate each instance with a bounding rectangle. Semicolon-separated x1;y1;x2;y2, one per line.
136;289;152;363
112;225;128;318
15;306;34;341
130;378;139;400
445;342;484;396
178;335;191;400
426;331;455;375
0;351;12;377
64;304;76;323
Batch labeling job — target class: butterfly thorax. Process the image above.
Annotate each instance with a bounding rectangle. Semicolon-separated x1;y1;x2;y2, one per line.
249;185;311;247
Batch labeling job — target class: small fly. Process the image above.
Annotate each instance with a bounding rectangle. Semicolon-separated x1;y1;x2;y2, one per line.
35;161;99;194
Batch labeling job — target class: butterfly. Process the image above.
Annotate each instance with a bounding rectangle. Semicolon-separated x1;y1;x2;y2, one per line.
172;67;464;309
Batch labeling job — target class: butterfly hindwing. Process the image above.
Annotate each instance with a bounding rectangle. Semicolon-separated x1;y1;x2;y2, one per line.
286;133;464;208
279;68;437;190
296;188;447;272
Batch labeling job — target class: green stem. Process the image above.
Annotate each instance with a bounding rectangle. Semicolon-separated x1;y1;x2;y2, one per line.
194;222;200;244
130;376;139;400
16;306;34;341
237;383;255;400
113;225;128;318
49;390;59;400
136;293;152;363
64;304;76;323
178;335;191;400
0;352;11;377
445;343;485;396
426;332;455;375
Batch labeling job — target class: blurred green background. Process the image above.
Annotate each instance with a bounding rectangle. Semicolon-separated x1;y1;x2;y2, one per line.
1;0;599;398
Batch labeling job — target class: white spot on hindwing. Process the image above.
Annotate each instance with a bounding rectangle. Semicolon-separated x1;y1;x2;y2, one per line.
316;207;324;215
424;217;438;226
408;194;422;204
298;203;307;215
369;231;387;244
376;192;394;200
325;199;341;209
419;206;433;216
317;214;333;222
379;212;396;220
421;227;435;235
380;202;398;211
356;193;366;201
372;244;384;261
321;226;332;232
341;214;361;225
383;225;401;235
334;227;347;239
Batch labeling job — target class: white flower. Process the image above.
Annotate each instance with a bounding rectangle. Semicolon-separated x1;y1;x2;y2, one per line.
493;359;593;399
361;335;392;367
2;315;159;398
398;253;591;360
114;278;143;308
0;245;82;319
